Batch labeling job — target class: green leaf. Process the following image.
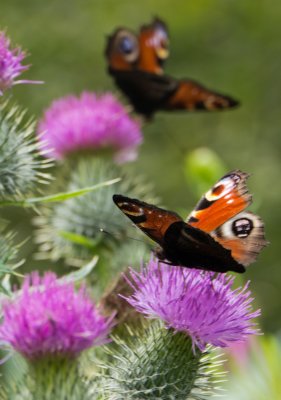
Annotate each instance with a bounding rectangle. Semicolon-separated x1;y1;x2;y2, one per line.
59;256;99;284
0;177;121;207
58;231;102;249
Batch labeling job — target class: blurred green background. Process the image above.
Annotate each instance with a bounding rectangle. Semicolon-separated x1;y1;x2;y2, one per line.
1;0;280;334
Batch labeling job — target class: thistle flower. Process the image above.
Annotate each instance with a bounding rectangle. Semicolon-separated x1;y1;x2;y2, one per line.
37;92;143;163
0;271;114;359
124;258;260;351
0;31;42;94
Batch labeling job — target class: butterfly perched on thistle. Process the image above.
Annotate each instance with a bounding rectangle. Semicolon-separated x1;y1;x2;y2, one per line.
113;170;267;273
105;17;239;119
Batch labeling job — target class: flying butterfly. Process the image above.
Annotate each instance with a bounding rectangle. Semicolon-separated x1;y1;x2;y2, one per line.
105;17;239;118
113;170;267;273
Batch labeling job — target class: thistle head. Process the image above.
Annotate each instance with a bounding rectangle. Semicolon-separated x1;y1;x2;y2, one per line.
0;271;114;360
0;30;42;94
0;101;52;199
37;92;143;163
123;257;261;350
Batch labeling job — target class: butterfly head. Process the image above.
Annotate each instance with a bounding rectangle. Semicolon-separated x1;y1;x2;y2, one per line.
105;28;139;71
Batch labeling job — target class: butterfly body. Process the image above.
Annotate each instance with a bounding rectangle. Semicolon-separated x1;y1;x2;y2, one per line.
158;221;245;273
113;171;267;273
107;69;177;117
105;18;239;118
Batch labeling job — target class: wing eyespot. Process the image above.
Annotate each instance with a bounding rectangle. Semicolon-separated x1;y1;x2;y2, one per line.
117;32;139;63
106;29;139;64
232;218;253;238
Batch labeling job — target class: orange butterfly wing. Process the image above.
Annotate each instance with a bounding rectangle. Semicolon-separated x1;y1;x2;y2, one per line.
137;17;169;74
187;170;252;232
212;211;268;266
105;28;139;71
167;79;239;111
113;194;182;246
187;171;267;266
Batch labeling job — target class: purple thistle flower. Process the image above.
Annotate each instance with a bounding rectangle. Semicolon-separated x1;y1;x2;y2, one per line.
0;31;42;95
0;272;114;359
123;258;260;351
37;92;143;163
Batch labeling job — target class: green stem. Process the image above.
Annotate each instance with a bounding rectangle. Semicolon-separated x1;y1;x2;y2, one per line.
27;356;87;400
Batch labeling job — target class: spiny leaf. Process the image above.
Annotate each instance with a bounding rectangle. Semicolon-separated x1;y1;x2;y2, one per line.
0;178;121;207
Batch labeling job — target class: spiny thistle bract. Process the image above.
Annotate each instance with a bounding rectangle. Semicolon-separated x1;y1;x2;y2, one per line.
0;229;23;293
0;100;52;199
0;230;19;269
97;321;225;400
34;157;156;266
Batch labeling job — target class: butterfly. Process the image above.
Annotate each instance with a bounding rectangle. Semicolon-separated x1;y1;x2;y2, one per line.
105;17;239;118
113;170;267;273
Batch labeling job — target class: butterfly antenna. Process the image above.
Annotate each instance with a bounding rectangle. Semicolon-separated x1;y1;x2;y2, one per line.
98;228;148;244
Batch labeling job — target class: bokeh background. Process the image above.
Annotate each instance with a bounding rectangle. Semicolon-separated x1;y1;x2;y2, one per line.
1;0;280;337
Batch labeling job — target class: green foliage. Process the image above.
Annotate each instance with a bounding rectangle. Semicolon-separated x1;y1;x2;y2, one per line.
0;177;120;207
34;157;156;266
97;321;224;400
0;100;52;200
1;356;90;400
0;230;24;294
184;147;226;198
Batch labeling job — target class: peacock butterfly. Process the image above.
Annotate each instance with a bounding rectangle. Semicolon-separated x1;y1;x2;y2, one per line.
105;17;239;118
113;171;267;273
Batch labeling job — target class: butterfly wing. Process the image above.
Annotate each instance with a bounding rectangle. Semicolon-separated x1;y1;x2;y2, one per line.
166;79;239;111
113;194;243;272
138;17;169;74
105;28;139;71
187;170;267;267
187;170;252;232
161;221;245;272
113;194;182;246
212;211;268;266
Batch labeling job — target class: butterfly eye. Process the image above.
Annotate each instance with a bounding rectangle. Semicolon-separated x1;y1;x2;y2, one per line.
232;218;253;238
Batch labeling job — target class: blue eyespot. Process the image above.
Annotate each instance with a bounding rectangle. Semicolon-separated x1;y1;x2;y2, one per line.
120;37;135;54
